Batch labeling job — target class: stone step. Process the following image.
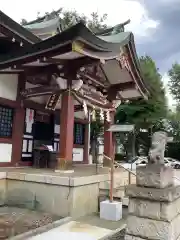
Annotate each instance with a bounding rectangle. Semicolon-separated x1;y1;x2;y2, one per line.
99;187;125;199
122;197;129;206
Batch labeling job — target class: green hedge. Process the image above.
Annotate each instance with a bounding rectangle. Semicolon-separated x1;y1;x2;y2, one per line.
115;154;126;161
165;142;180;161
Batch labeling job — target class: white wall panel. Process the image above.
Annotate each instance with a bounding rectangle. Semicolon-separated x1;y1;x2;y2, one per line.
0;74;18;100
0;144;12;162
73;148;84;162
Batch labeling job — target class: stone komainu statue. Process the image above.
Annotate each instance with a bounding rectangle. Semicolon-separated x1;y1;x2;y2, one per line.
148;131;168;165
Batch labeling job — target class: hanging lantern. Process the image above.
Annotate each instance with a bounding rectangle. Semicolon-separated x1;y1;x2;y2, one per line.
72;79;83;91
56;76;67;89
100;109;104;121
92;107;96;121
113;100;121;108
106;111;111;122
83;101;88;118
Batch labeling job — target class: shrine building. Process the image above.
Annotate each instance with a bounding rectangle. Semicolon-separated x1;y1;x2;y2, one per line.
0;11;148;169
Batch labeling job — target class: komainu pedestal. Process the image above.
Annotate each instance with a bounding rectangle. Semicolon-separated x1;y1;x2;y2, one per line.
125;165;180;240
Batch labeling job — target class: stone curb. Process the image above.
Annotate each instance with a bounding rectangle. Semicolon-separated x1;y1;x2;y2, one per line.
98;223;126;240
9;216;72;240
6;172;110;187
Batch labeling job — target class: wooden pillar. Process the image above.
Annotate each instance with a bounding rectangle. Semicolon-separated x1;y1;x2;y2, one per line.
11;73;26;166
12;107;25;166
57;91;74;170
103;112;114;167
83;121;90;164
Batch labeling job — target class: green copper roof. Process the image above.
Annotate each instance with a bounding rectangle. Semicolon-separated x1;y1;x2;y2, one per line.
25;18;60;30
97;31;131;45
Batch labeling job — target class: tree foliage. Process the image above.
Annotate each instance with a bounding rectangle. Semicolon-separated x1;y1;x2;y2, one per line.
115;55;168;156
167;63;180;144
168;63;180;104
166;110;180;141
21;8;108;32
115;55;168;127
60;10;108;32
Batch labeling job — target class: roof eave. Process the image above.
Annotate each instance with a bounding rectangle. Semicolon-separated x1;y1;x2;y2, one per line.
0;10;41;44
128;35;149;98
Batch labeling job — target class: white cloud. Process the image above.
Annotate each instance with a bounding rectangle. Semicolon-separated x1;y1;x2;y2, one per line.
123;2;159;38
1;0;158;37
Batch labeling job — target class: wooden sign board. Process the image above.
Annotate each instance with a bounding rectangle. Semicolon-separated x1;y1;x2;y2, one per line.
45;93;60;111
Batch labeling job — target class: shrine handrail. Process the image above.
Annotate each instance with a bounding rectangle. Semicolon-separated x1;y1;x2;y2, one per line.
102;153;136;176
115;162;180;184
103;153;136;185
114;161;136;176
103;153;180;185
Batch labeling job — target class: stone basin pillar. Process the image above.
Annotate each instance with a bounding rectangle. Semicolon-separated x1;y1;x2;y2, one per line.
125;164;180;240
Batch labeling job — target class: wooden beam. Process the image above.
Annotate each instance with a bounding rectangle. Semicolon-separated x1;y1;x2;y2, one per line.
99;64;110;85
0;24;31;45
21;64;59;76
20;85;62;98
79;72;107;88
0;43;72;70
23;99;83;112
26;75;50;85
107;81;136;100
0;70;23;74
74;105;83;111
40;58;66;65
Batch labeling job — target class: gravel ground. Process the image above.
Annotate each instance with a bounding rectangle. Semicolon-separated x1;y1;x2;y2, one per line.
0;206;60;239
108;229;125;240
99;229;125;240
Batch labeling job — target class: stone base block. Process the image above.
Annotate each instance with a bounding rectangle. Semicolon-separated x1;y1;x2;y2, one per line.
100;200;122;221
128;196;180;222
126;213;180;240
126;184;180;203
136;165;173;188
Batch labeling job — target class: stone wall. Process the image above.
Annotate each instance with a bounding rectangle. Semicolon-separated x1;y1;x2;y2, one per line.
0;178;6;205
5;179;99;218
0;168;135;218
0;171;110;218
